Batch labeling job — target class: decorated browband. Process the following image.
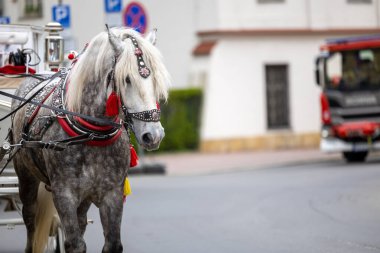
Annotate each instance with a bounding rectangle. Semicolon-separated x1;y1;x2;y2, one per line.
123;34;151;79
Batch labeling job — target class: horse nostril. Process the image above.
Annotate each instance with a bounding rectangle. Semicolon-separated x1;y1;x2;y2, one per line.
142;133;153;144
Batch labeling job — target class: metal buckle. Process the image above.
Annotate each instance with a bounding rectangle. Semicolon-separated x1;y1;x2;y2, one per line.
59;67;67;76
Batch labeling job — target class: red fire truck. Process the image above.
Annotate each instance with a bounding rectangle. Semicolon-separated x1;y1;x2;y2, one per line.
316;34;380;162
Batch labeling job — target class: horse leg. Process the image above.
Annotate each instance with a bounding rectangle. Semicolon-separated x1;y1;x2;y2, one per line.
99;190;124;253
77;199;92;236
13;159;40;253
52;190;86;253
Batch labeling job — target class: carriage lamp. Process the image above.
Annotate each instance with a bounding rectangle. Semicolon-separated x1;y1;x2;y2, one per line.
45;22;64;71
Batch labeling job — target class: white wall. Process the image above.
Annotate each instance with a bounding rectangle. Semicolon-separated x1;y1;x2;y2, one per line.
201;35;328;140
189;56;210;87
217;0;309;29
309;0;379;29
196;0;380;31
195;0;219;31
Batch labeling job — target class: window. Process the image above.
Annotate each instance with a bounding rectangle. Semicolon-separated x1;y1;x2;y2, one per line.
325;49;380;91
20;0;43;19
265;65;290;129
257;0;285;3
347;0;372;3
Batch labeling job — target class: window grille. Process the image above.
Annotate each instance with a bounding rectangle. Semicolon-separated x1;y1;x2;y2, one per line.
265;65;290;129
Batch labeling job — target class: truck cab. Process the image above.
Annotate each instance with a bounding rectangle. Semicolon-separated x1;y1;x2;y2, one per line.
316;34;380;162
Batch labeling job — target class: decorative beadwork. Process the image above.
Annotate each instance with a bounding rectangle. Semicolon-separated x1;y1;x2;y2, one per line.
129;109;160;122
25;79;60;118
139;67;150;78
125;34;151;79
134;48;142;56
51;78;65;115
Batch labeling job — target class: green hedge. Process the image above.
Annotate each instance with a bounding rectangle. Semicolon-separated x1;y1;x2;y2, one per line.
159;88;203;152
131;88;203;152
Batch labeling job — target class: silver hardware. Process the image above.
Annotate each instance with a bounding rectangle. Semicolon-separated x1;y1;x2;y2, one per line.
2;141;10;150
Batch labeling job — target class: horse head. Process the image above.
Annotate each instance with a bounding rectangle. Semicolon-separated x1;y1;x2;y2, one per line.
67;27;170;151
110;27;169;151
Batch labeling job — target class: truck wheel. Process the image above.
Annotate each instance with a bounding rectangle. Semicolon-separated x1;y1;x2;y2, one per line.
343;151;368;162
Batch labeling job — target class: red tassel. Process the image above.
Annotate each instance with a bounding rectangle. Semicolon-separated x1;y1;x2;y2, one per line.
105;92;120;117
130;145;139;167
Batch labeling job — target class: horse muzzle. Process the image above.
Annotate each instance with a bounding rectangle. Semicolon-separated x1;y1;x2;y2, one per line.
140;126;165;151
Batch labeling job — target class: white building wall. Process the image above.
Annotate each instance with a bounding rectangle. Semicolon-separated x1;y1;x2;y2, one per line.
190;56;210;87
197;0;380;30
195;0;219;31
309;0;379;29
217;0;309;29
202;38;266;140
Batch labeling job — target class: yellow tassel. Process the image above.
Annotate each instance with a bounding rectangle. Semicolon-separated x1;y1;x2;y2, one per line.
123;177;132;199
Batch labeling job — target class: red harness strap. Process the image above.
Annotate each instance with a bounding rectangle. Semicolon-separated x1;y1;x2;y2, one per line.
57;117;123;146
57;116;138;167
74;116;117;131
57;72;123;147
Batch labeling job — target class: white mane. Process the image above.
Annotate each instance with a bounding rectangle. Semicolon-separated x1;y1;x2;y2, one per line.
66;27;170;112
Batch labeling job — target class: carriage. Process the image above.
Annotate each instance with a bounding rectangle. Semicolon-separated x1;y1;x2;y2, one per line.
0;22;67;252
0;22;169;253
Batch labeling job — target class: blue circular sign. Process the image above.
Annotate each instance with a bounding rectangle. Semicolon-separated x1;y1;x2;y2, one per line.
123;2;148;34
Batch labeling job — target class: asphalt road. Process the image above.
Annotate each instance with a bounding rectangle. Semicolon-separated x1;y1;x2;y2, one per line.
1;158;380;253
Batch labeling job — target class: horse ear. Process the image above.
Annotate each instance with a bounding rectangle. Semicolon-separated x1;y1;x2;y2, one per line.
146;28;157;45
105;24;123;56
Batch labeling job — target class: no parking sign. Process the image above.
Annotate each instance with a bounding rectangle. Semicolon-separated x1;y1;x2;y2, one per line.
123;2;148;34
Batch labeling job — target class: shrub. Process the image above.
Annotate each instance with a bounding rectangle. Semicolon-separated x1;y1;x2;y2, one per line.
131;88;203;153
159;88;203;152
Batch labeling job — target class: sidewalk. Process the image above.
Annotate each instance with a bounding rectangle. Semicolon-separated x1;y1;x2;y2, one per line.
141;148;342;176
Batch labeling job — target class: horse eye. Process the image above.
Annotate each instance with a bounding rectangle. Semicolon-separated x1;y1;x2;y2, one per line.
125;76;131;84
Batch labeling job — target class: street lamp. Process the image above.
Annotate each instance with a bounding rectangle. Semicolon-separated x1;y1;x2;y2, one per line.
45;22;64;71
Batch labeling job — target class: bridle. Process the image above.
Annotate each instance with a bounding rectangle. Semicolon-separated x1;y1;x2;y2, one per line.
107;34;161;132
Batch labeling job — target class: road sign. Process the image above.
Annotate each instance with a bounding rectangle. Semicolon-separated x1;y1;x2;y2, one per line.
52;5;71;28
105;0;122;13
123;2;148;34
0;17;10;24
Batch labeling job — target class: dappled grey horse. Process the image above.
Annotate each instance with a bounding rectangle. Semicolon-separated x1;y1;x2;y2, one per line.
10;27;170;253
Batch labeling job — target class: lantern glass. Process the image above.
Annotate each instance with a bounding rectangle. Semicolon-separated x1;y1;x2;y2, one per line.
45;37;63;64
